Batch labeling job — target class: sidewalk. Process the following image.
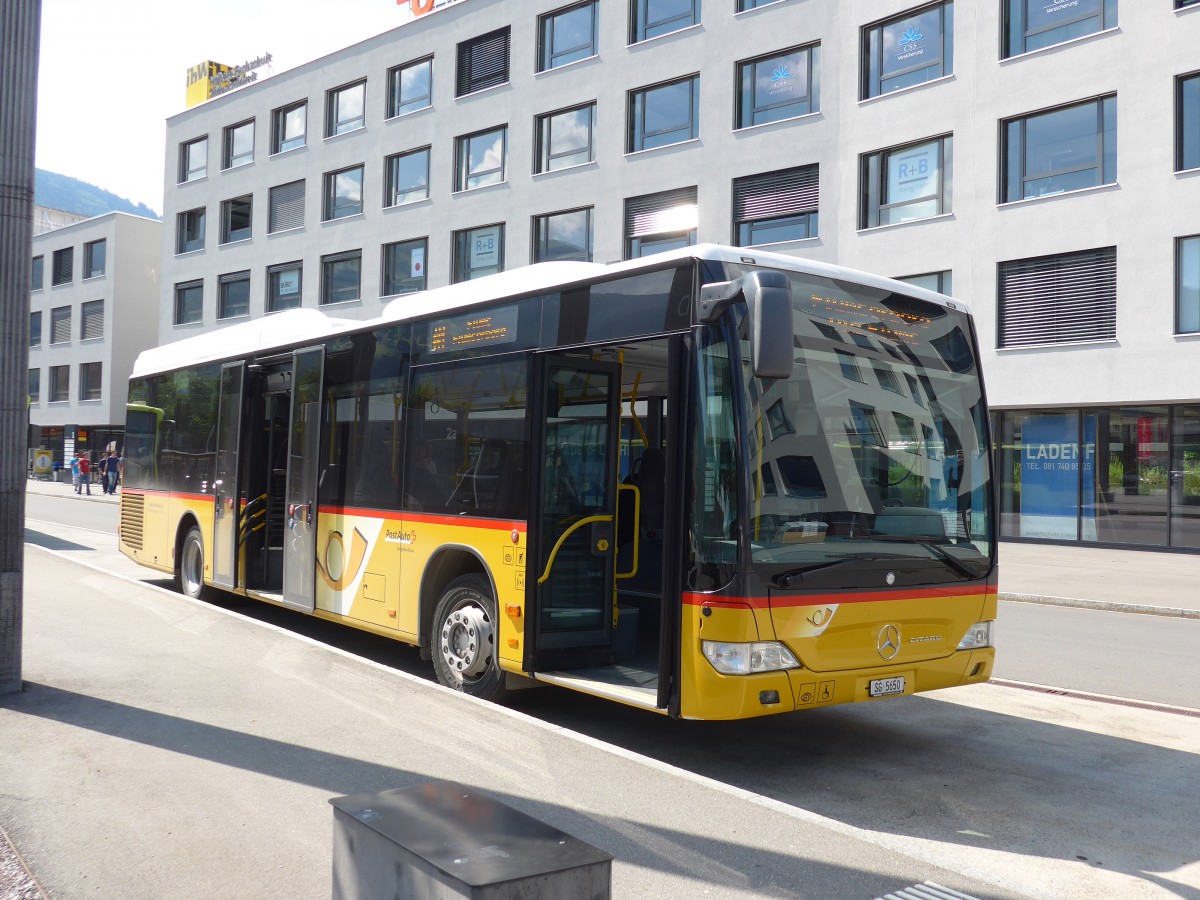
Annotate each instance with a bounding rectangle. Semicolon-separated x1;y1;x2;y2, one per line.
24;475;119;504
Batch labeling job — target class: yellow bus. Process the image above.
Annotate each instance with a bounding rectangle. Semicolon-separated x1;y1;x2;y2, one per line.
119;245;995;720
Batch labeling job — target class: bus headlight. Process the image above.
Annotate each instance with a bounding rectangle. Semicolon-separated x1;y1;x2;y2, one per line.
702;641;801;675
957;621;994;650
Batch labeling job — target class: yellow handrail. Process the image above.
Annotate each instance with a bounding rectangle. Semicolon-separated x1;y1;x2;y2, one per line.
537;514;612;585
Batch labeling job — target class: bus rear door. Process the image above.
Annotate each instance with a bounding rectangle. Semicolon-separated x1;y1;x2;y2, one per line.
211;362;244;591
530;355;621;669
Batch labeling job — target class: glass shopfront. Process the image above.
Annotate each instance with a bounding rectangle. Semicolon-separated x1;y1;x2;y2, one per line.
994;406;1200;551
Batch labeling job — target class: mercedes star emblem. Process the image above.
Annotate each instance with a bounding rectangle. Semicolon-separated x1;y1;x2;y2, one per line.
877;624;901;660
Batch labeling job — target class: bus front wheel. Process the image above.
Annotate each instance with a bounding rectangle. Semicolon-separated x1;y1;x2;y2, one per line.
432;574;507;702
177;526;206;600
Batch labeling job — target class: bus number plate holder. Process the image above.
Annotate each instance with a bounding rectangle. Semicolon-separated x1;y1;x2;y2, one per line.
869;676;905;697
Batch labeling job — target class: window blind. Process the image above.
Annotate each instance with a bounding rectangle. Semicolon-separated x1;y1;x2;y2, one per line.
999;247;1116;347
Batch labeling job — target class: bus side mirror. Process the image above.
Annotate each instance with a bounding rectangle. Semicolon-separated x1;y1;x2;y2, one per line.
697;271;794;380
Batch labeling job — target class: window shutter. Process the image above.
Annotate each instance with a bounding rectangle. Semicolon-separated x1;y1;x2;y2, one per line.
999;247;1117;348
734;165;819;222
51;307;71;343
269;180;306;232
52;247;73;284
624;186;698;237
457;28;510;96
81;301;104;340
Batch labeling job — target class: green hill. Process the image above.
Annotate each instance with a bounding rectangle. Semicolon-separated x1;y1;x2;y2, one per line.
34;169;159;220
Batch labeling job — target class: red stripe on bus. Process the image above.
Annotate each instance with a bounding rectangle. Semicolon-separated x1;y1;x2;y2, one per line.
684;584;995;609
317;506;527;532
120;489;214;504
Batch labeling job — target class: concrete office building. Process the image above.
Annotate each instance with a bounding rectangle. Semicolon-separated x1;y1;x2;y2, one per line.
28;211;161;469
158;0;1200;551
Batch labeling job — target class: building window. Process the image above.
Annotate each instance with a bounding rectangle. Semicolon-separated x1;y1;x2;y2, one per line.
29;311;41;347
998;246;1116;347
50;365;69;403
218;271;251;319
535;104;595;173
533;207;593;262
737;44;819;128
388;57;432;117
628;75;699;152
179;136;207;182
221;195;253;243
28;369;39;403
897;271;953;295
862;2;953;100
1001;96;1116;202
321;251;362;304
50;306;71;344
733;164;819;246
223;119;254;169
382;238;428;295
631;0;699;43
1180;0;1200;7
324;165;364;220
272;100;307;153
79;362;102;401
80;300;104;340
453;224;504;282
1177;235;1200;334
51;247;73;285
31;256;42;291
83;239;106;278
456;27;510;96
268;180;306;232
175;280;203;325
1177;72;1200;172
624;185;697;258
327;80;366;136
455;127;507;191
836;349;865;382
384;147;430;206
177;207;206;253
737;0;781;9
1003;0;1116;58
861;135;951;228
539;2;597;71
268;262;303;312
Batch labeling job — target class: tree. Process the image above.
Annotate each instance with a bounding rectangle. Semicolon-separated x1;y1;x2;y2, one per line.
1;0;41;695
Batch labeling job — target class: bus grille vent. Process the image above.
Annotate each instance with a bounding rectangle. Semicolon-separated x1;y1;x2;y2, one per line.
120;493;145;551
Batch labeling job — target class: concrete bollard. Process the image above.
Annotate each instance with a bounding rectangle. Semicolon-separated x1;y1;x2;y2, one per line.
330;780;612;900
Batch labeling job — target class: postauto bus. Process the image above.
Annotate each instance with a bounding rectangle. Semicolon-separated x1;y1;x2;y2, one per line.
119;245;995;720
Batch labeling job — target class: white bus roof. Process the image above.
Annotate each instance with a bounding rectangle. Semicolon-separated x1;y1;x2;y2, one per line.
132;245;966;378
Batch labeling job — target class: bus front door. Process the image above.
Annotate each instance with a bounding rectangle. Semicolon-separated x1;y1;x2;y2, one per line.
531;356;621;669
282;346;325;612
211;361;244;590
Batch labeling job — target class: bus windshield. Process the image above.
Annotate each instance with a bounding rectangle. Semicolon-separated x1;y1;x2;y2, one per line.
723;265;994;589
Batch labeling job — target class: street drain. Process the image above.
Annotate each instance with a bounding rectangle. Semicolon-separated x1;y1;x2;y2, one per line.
989;678;1200;718
875;881;982;900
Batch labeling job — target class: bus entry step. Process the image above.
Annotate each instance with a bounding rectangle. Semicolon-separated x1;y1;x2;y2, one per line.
330;780;613;899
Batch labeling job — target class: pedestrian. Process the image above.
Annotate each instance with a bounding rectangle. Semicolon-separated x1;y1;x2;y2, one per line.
69;451;81;493
78;452;92;495
103;450;120;494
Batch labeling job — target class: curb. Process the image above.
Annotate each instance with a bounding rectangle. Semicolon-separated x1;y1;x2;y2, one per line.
1000;592;1200;620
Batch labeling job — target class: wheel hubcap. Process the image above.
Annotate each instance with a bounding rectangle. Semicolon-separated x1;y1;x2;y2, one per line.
440;604;493;680
183;541;202;594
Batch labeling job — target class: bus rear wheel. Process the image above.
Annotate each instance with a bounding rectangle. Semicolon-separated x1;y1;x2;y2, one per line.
177;526;206;600
432;574;507;702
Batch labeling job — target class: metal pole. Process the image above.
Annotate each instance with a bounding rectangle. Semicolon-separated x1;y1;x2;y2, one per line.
0;0;41;695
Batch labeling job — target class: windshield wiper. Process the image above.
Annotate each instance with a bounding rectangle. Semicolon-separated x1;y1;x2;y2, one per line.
868;535;981;580
771;554;897;588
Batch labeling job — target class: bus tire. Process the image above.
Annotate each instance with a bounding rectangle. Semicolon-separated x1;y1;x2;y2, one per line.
177;526;207;601
431;574;508;702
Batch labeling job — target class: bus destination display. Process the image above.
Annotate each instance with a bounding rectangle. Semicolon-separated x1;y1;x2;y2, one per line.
429;307;519;354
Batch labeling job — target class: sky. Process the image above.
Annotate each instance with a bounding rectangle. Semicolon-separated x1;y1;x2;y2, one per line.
35;0;416;216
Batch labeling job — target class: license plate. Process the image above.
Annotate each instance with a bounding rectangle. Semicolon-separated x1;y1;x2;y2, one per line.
869;676;906;697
